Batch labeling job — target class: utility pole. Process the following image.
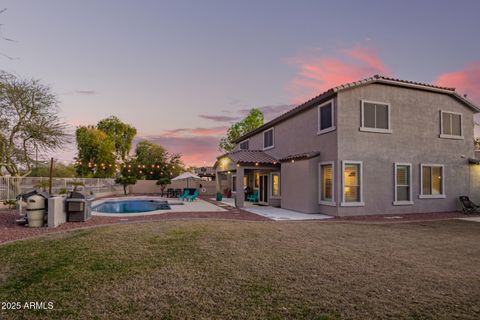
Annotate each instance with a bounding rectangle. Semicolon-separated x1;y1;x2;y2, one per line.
48;157;54;194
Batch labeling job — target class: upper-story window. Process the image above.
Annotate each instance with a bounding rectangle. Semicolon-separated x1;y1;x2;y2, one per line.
263;128;274;150
360;100;392;133
440;111;463;139
318;100;335;135
239;140;249;150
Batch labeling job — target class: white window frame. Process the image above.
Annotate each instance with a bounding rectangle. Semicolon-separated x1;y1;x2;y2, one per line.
239;139;249;150
439;110;463;140
270;172;281;199
263;127;275;150
419;164;446;199
393;162;413;206
318;161;335;206
360;99;392;134
341;160;365;206
317;99;336;135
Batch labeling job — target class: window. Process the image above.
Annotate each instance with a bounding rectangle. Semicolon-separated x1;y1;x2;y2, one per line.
243;175;248;187
318;100;335;134
319;162;335;205
263;128;274;150
271;173;280;197
360;100;391;133
394;163;413;205
420;164;445;198
239;140;249;150
254;173;259;188
341;161;364;206
440;111;463;139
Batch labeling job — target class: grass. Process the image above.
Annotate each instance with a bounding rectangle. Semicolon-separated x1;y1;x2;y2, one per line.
0;220;479;319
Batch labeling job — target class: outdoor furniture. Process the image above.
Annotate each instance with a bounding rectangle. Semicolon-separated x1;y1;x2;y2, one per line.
459;196;480;214
178;190;190;201
247;190;259;202
165;188;174;198
186;190;199;201
173;188;182;198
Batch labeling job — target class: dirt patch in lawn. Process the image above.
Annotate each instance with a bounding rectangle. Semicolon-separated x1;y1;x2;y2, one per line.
0;220;479;319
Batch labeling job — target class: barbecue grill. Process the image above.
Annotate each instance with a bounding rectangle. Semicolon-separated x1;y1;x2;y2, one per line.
65;191;92;222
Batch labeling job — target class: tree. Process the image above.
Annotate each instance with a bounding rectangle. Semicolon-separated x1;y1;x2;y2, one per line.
29;162;76;178
97;116;136;160
75;127;116;178
115;175;137;195
132;140;185;180
219;108;264;152
156;176;171;195
0;72;69;179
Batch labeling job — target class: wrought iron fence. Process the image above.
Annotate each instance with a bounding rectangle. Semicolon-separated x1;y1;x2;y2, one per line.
0;176;119;201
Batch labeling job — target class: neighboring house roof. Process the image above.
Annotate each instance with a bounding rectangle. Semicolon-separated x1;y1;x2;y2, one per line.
234;75;480;143
217;150;278;164
279;151;321;162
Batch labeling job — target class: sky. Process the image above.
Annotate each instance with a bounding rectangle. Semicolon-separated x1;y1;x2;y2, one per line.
1;0;480;166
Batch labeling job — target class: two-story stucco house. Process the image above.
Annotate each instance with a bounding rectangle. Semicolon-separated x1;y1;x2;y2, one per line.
214;75;480;216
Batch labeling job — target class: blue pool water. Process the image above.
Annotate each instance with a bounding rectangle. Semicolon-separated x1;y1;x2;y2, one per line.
93;200;171;213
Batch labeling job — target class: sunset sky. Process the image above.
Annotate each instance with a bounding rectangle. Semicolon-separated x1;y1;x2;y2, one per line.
1;0;480;166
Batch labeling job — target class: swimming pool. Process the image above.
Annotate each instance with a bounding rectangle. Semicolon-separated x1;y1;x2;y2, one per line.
93;199;171;214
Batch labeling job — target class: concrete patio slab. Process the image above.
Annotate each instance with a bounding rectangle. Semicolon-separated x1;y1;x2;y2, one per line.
242;206;333;221
459;217;480;223
210;197;333;220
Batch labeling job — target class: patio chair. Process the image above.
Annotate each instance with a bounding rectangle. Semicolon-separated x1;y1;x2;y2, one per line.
174;188;182;198
247;190;259;202
165;188;174;198
459;196;480;215
178;189;190;201
186;190;199;202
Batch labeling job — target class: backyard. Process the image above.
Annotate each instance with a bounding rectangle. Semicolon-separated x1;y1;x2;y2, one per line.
0;219;479;320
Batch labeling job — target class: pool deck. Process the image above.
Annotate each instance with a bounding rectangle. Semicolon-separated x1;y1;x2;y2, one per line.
92;196;227;217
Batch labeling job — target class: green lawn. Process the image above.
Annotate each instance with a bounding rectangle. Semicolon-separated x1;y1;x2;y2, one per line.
0;220;479;320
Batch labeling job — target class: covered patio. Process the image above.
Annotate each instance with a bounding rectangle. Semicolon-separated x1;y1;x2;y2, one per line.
214;150;281;208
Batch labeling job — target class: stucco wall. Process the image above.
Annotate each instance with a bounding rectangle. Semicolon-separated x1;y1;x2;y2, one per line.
336;83;475;216
129;180;217;196
237;98;338;161
281;158;338;214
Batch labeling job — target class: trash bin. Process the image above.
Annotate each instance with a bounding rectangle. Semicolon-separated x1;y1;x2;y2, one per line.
216;192;223;201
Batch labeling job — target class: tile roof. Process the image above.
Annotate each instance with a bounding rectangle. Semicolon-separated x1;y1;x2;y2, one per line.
279;151;321;162
234;75;480;143
219;150;278;164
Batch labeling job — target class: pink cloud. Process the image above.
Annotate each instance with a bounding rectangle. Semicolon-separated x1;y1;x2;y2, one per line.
434;62;480;104
138;126;228;166
136;135;221;167
287;46;392;103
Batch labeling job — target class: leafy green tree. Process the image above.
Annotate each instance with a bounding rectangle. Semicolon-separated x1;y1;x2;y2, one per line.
219;108;264;152
132;140;185;180
29;162;76;178
97;116;136;160
0;72;69;182
75;127;116;178
115;175;137;195
156;176;171;195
